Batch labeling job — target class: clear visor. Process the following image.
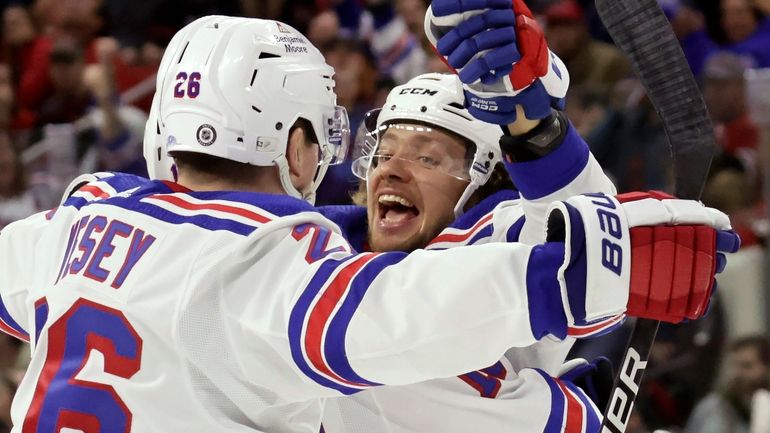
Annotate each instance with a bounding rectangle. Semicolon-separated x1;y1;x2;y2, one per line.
351;109;473;182
319;105;351;166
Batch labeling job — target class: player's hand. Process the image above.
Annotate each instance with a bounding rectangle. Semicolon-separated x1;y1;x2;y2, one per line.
82;64;113;102
545;191;740;330
424;0;569;124
615;191;739;323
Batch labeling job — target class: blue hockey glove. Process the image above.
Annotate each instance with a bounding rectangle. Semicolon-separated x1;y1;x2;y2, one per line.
424;0;569;124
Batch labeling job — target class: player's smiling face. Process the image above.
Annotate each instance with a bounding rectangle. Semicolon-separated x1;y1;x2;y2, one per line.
366;124;470;252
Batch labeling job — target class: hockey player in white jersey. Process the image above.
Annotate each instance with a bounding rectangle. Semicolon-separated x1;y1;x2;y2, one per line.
0;14;736;433
321;71;610;431
319;0;742;430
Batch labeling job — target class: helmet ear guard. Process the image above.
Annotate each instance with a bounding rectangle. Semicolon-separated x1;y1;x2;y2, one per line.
145;16;350;203
352;73;503;216
143;94;177;182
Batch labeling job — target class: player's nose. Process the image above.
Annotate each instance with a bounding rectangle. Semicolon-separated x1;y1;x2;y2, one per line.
376;156;413;183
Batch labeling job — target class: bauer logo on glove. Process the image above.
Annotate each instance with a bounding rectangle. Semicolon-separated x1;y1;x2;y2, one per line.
545;191;740;332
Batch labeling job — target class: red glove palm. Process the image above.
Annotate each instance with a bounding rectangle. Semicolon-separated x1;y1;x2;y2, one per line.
618;191;738;323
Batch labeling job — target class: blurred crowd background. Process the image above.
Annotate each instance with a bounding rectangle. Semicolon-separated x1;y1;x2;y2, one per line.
0;0;768;432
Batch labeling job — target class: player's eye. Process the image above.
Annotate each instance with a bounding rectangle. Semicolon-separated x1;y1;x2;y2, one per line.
417;155;439;168
371;153;392;168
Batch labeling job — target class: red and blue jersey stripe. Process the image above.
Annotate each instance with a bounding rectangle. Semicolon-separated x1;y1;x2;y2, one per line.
60;179;327;236
567;313;625;338
0;294;29;342
93;194;271;236
60;172;148;212
536;369;600;433
288;252;408;394
428;213;495;248
427;189;521;248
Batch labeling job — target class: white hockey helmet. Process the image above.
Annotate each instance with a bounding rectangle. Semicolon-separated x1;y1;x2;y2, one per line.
353;73;503;216
144;92;177;181
143;16;191;182
147;15;350;203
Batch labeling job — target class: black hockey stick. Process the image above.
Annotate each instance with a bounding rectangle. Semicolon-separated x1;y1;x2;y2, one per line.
593;1;717;432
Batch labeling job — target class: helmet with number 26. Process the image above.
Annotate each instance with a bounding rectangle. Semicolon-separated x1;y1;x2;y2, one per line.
144;16;350;203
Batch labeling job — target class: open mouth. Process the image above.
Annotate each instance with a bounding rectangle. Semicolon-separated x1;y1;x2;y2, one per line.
378;194;419;227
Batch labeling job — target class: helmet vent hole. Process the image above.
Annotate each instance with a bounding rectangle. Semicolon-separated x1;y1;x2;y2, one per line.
258;52;280;59
442;108;473;121
252;105;262;113
448;102;464;110
420;106;427;112
177;42;190;64
237;137;244;142
156;147;162;161
250;69;259;86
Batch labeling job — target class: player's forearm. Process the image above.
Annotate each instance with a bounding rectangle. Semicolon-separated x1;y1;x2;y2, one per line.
338;243;567;386
504;105;543;136
283;223;567;393
501;115;616;243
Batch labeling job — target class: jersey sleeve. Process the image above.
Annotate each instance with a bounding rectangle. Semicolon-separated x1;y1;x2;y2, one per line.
0;211;51;342
507;368;602;433
59;171;149;207
495;120;617;245
321;367;602;433
216;213;570;398
0;172;149;343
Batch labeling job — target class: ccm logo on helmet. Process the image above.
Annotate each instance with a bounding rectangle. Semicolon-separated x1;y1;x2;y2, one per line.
399;88;438;96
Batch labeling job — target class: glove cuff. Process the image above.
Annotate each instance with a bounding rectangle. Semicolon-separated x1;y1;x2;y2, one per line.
545;194;631;333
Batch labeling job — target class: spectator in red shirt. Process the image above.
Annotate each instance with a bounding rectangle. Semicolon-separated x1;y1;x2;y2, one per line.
2;4;52;129
35;37;90;126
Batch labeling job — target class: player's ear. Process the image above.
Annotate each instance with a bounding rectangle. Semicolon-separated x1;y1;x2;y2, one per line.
286;126;307;180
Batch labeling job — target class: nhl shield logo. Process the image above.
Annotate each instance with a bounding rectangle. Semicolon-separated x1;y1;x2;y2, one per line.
196;124;217;146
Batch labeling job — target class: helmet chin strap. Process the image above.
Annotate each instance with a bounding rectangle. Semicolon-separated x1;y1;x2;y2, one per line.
453;181;480;218
454;158;494;217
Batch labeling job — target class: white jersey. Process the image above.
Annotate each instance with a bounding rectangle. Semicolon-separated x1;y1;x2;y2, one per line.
323;123;617;433
0;157;602;432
